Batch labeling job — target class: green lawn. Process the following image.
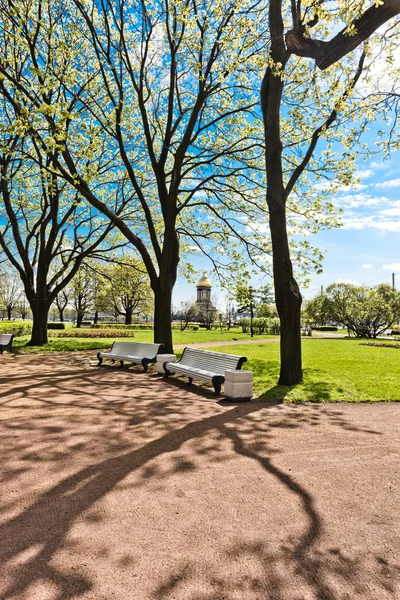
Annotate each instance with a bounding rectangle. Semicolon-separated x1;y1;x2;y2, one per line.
11;334;400;402
203;338;400;402
13;327;274;353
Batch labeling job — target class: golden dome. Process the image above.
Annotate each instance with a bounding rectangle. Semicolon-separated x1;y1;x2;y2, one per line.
197;272;212;288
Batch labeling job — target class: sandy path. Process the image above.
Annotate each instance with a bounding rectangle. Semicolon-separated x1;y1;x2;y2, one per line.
0;351;399;600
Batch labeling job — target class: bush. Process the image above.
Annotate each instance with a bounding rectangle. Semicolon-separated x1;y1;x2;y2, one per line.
51;329;135;338
391;330;400;336
0;320;32;336
47;322;66;330
312;326;338;332
91;323;136;330
238;317;280;335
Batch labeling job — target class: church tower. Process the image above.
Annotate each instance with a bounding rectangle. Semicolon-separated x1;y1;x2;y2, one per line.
196;273;212;304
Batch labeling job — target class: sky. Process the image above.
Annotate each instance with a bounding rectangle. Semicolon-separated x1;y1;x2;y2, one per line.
172;150;400;311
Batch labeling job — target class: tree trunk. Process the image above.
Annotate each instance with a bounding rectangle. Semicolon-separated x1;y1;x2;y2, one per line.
93;310;98;324
29;301;49;345
76;312;84;328
153;229;179;353
262;26;303;385
58;308;64;322
7;306;11;321
125;309;132;325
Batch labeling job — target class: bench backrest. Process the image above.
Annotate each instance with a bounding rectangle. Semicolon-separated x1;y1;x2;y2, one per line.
180;347;246;375
111;341;163;359
0;334;13;345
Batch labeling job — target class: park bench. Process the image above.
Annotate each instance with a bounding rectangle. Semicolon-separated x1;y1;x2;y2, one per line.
0;334;14;354
97;341;164;372
163;347;247;395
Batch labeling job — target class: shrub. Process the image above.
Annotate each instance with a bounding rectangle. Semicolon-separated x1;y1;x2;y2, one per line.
0;320;32;336
51;329;135;338
91;323;136;330
47;322;66;330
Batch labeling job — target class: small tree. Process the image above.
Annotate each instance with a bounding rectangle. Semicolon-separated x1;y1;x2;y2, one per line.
316;283;400;338
0;271;22;320
71;266;94;328
106;260;153;325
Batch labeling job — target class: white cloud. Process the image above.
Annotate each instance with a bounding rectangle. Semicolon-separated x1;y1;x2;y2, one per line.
342;216;400;232
335;278;360;285
380;207;400;217
383;263;400;271
369;161;388;171
361;264;373;269
375;178;400;189
355;169;373;179
335;193;388;208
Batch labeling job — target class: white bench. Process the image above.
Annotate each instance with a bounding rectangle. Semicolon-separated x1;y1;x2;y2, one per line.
97;341;164;372
163;347;247;395
0;334;14;354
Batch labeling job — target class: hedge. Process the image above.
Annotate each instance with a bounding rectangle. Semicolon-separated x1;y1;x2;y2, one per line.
311;326;338;331
91;323;136;330
51;329;135;338
47;322;66;330
0;320;32;336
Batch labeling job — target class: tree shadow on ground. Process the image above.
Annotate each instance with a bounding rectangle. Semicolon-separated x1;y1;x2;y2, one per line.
0;352;396;599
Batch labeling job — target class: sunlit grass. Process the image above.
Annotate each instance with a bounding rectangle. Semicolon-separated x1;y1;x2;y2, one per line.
203;338;400;402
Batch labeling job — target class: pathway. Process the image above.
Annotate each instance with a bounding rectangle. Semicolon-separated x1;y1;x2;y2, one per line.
0;351;398;600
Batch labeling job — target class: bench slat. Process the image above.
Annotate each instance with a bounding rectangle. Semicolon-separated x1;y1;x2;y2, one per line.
164;347;247;395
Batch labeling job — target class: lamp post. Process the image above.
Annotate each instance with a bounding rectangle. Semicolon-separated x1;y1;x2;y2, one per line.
249;286;254;338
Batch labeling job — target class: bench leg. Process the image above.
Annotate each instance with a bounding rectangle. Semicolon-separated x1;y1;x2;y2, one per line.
212;376;224;396
142;358;149;373
97;353;103;366
188;377;193;385
119;360;124;368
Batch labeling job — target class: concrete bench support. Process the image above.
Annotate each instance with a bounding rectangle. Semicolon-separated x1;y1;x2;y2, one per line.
156;353;176;374
224;369;253;401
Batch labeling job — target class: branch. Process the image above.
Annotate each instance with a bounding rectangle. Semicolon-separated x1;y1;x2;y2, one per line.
286;0;400;70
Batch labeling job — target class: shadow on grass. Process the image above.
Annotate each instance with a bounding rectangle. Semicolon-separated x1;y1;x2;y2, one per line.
248;359;335;402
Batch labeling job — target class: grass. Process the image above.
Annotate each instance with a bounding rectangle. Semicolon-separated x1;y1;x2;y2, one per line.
203;338;400;402
13;327;275;353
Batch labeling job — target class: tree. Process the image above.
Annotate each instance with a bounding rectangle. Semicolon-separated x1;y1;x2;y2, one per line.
70;265;94;328
105;260;153;325
236;284;273;336
0;0;279;353
261;0;400;384
0;140;122;344
55;290;70;323
302;294;327;328
0;271;22;320
321;283;400;338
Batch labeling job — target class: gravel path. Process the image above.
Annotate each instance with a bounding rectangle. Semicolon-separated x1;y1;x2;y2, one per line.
0;351;399;600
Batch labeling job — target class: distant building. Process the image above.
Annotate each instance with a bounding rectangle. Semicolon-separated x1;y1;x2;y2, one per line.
195;273;218;325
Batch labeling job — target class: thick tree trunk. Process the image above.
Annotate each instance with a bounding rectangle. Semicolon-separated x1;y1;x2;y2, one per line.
76;312;84;328
29;301;49;345
270;204;303;385
93;310;98;324
7;306;11;321
261;10;303;386
58;308;64;322
153;229;179;353
125;309;132;325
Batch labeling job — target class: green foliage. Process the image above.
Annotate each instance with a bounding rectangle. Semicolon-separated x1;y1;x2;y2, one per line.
52;329;135;338
322;283;400;338
311;326;338;332
47;322;66;330
0;320;32;336
238;317;280;335
91;323;136;330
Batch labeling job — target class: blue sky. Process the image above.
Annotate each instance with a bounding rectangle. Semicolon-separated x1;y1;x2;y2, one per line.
172;151;400;310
